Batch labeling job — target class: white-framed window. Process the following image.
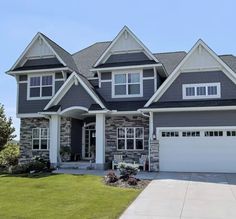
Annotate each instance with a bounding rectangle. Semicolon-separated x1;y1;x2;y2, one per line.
117;127;144;150
227;131;236;136
28;74;54;100
161;131;179;137
32;128;49;150
112;70;143;98
182;131;200;137
204;131;223;137
182;83;221;100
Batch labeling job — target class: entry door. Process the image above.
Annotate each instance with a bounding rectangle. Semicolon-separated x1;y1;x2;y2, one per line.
84;128;96;159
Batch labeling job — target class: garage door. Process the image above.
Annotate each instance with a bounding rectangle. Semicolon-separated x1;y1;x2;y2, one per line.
159;128;236;173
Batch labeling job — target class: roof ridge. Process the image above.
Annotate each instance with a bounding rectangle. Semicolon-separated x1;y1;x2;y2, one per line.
72;41;111;56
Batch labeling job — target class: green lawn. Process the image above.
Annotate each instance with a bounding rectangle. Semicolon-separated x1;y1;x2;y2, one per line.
0;173;140;219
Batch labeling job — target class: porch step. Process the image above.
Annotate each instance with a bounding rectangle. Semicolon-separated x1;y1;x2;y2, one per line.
59;162;95;170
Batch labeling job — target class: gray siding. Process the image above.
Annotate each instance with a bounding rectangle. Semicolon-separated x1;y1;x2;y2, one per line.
18;83;49;113
101;72;111;80
59;84;96;110
55;81;64;92
159;71;236;102
105;52;149;63
19;75;27;81
89;79;99;87
143;69;154;77
153;111;236;128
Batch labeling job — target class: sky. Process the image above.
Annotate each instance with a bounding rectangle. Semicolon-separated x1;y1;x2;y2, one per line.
1;0;236;140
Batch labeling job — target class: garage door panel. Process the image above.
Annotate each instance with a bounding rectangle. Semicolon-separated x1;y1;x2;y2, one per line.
159;129;236;173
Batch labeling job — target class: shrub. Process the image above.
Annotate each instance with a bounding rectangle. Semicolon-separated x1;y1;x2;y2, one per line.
11;156;51;174
105;171;118;183
0;143;19;168
118;163;139;181
127;177;138;186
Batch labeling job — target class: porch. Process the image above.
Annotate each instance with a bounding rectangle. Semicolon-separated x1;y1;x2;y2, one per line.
48;107;150;170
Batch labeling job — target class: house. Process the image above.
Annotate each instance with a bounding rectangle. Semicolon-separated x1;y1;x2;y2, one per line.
7;26;236;173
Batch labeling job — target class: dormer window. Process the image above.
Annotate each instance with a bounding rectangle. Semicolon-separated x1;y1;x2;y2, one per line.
182;83;221;100
28;75;54;100
112;71;143;98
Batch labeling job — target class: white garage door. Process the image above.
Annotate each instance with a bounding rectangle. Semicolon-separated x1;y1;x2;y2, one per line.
159;128;236;173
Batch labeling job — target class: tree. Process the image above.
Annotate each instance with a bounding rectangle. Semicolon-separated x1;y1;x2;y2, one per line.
0;104;16;150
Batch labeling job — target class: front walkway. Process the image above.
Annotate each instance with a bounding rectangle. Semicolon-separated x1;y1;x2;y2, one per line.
120;172;236;219
53;168;158;180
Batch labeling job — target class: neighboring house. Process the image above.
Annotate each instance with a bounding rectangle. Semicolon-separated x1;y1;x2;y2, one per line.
6;26;236;173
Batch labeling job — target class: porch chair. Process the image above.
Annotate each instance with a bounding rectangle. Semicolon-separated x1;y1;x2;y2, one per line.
138;155;148;171
112;155;123;170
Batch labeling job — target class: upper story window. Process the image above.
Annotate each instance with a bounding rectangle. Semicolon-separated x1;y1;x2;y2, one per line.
182;83;221;100
112;71;142;98
28;75;54;100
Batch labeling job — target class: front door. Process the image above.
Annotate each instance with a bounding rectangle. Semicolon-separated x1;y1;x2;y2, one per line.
84;124;96;159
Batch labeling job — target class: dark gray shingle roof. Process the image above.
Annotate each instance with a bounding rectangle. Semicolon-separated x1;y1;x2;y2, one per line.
154;51;187;75
72;42;111;78
219;55;236;73
41;33;78;72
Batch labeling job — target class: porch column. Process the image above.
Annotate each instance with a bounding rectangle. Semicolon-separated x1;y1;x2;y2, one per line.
49;115;60;166
95;113;105;168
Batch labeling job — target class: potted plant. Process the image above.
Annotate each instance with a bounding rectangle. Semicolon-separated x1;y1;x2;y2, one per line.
60;146;71;162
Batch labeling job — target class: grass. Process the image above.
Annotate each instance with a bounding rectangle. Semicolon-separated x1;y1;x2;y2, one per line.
0;173;140;219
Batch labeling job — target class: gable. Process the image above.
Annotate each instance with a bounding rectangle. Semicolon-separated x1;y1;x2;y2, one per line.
58;83;96;111
25;36;54;58
145;39;236;107
180;44;221;71
9;33;68;71
94;26;159;67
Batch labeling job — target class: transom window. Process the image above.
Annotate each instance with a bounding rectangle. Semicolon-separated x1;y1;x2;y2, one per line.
113;71;142;97
117;127;144;150
32;128;49;150
28;75;54;99
183;83;220;99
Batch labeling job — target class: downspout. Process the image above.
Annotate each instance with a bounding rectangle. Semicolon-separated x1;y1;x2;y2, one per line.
139;110;152;172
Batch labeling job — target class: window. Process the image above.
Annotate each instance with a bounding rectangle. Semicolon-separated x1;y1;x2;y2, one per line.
28;75;54;99
183;83;220;99
161;131;179;137
113;71;142;97
32;128;49;150
204;131;223;137
182;131;200;137
117;127;144;150
227;131;236;136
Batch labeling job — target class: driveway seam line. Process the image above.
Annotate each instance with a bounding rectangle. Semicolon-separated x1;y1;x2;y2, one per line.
179;173;192;219
224;173;236;201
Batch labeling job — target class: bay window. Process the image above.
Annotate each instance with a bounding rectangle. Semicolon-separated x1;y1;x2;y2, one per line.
117;127;144;150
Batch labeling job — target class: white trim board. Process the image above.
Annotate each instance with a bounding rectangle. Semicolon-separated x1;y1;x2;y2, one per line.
44;72;105;110
90;63;162;72
93;26;159;67
145;39;236;107
140;105;236;113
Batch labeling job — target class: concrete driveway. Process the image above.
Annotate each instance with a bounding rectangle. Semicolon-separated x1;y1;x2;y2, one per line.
120;172;236;219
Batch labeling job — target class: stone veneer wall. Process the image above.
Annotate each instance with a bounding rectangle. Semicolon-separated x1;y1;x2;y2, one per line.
60;117;72;149
105;115;149;165
20;118;50;162
149;140;159;171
